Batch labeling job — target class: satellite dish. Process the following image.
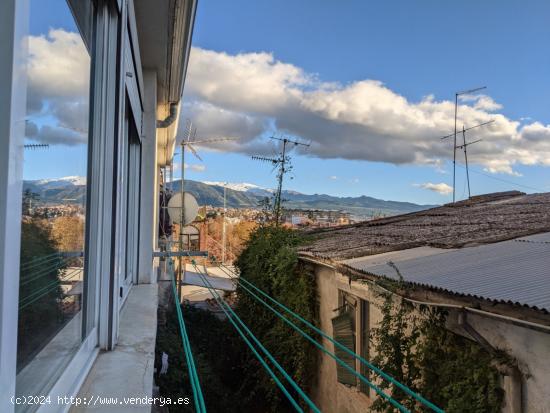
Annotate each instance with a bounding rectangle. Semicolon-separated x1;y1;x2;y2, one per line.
167;192;199;225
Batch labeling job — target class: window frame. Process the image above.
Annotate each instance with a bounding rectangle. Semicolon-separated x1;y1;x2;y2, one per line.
0;0;114;411
114;0;143;310
334;291;372;397
0;1;30;410
1;0;147;410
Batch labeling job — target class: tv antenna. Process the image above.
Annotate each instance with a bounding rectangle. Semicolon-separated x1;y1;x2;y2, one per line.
441;119;494;199
174;120;236;298
24;144;49;150
447;86;487;203
177;120;237;212
252;136;310;225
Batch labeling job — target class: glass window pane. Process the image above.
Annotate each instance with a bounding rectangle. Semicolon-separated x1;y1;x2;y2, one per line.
16;0;92;404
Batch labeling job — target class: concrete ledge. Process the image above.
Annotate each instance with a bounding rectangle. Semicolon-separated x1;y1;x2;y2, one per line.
71;284;158;412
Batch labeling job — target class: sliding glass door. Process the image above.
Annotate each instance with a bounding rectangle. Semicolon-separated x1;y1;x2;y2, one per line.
16;0;93;405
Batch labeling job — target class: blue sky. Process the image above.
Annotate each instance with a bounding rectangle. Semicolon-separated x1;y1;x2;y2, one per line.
25;0;550;204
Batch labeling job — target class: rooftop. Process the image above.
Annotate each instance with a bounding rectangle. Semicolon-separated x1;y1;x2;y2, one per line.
342;233;550;313
300;191;550;260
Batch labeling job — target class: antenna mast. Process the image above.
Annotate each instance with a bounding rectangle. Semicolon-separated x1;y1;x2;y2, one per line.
441;119;492;199
451;86;486;202
253;136;310;225
458;126;483;199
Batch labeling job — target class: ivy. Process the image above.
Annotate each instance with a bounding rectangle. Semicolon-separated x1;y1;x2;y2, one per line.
234;225;318;412
370;288;505;413
155;226;318;412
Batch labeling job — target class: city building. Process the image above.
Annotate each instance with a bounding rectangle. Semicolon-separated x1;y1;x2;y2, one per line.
300;192;550;413
0;0;196;411
283;208;351;227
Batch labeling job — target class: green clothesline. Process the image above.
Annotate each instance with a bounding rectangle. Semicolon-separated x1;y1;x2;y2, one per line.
217;262;444;413
189;260;315;413
168;260;206;413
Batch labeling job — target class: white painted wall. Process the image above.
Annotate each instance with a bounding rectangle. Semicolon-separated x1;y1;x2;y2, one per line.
138;70;157;284
0;1;27;411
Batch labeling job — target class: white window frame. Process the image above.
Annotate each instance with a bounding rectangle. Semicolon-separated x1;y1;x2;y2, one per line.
0;1;29;411
113;0;144;311
1;0;147;409
0;0;132;411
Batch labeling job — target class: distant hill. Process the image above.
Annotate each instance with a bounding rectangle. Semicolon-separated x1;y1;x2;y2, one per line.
23;177;87;204
169;180;437;217
23;177;437;218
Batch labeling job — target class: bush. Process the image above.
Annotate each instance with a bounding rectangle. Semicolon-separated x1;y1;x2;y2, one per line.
155;226;318;412
234;225;318;411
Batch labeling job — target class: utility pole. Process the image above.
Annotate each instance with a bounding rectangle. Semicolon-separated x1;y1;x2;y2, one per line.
273;138;288;226
178;139;185;302
222;183;226;264
451;86;486;203
175;121;236;298
252;136;310;226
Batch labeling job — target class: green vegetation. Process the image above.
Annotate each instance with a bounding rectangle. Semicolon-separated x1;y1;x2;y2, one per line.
234;226;318;410
370;288;505;413
155;226;318;412
18;218;66;369
155;304;247;413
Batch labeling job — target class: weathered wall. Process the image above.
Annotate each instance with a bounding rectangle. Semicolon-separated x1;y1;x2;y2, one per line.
309;261;550;413
312;264;379;413
464;313;550;413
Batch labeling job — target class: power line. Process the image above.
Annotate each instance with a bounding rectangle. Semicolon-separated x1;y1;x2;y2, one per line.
455;162;544;193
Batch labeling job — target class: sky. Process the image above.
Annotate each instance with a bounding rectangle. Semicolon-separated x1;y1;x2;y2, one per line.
24;0;550;205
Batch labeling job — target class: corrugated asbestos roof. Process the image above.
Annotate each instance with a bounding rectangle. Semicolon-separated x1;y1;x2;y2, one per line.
343;233;550;312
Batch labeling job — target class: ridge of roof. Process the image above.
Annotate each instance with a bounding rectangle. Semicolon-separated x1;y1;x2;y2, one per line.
300;192;550;260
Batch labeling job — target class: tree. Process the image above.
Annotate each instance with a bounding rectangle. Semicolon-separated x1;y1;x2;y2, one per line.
18;218;66;368
51;215;85;252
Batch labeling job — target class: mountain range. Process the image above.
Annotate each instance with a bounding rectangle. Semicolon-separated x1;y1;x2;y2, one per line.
167;180;436;217
23;177;437;217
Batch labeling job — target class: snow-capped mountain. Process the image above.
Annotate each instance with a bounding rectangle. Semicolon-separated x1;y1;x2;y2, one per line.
202;181;270;193
34;176;87;187
23;176;87;204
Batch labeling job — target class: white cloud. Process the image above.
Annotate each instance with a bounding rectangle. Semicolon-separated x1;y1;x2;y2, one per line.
172;163;206;173
414;182;453;195
458;94;502;112
329;175;338;180
25;29;90;145
26;35;550;177
181;47;550;176
188;164;206;172
473;96;503;112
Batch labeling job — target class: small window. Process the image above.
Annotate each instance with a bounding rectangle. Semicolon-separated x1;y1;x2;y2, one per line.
332;310;356;386
183;225;200;251
359;299;370;395
333;292;371;393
